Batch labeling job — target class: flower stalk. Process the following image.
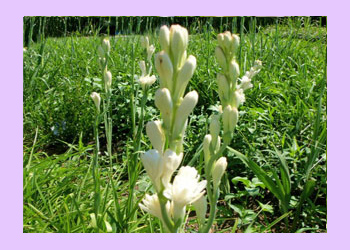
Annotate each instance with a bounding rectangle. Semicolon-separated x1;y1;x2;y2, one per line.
200;31;262;233
139;25;207;232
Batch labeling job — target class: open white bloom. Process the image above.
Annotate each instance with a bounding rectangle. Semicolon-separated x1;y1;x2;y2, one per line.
161;150;183;188
139;193;171;222
233;88;246;107
138;61;156;90
238;75;253;91
140;149;163;192
164;166;207;221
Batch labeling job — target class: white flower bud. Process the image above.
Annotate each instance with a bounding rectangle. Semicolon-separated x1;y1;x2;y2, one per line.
193;195;207;224
97;45;105;58
217;33;225;49
146;120;165;153
223;105;238;135
229;60;239;82
203;134;212;165
102;38;110;54
159;25;170;53
217;73;230;104
223;31;233;52
215;46;227;71
155;88;173;129
147;45;155;61
173;91;198;137
139;61;147;76
210;115;220;151
140;36;149;50
140;149;162;192
175;55;197;100
231;34;240;54
170;25;188;69
161;150;183;188
212;157;227;190
155;51;173;89
103;69;112;91
90;92;101;112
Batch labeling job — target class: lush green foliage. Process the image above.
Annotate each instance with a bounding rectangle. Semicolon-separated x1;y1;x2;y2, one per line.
23;17;326;233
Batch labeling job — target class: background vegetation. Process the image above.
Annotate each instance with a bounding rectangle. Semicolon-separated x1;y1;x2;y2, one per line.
23;16;327;233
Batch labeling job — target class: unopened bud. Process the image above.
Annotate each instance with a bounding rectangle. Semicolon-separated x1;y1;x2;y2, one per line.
139;61;147;76
223;105;238;135
155;51;173;89
170;25;188;69
175;55;197;100
140;36;149;50
102;38;110;54
210;115;221;151
215;46;227;71
90;92;101;112
231;34;240;54
140;150;162;192
159;25;170;53
217;73;230;104
229;60;240;82
146;120;165;153
212;157;227;190
203;134;212;166
223;31;233;52
217;33;225;49
155;88;173;129
147;45;155;61
104;70;112;91
173;91;198;137
97;46;105;58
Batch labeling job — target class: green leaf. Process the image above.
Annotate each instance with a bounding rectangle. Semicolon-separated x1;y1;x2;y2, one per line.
232;176;251;186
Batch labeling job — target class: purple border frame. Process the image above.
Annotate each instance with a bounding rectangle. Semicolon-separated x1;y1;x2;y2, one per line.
2;0;347;249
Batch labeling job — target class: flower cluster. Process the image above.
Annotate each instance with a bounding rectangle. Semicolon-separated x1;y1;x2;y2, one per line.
215;31;262;142
138;37;156;90
97;38;112;93
198;31;262;232
139;25;206;232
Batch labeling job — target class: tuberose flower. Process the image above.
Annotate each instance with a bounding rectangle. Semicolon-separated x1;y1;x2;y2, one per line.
164;166;207;221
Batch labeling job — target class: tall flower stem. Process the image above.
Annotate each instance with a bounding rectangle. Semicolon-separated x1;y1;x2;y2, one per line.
92;111;101;233
200;142;228;233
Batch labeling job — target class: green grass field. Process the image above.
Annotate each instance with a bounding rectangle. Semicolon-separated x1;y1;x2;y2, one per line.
23;17;327;233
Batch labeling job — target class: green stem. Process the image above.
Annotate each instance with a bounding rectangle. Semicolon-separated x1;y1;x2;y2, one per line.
158;192;176;233
200;142;229;233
